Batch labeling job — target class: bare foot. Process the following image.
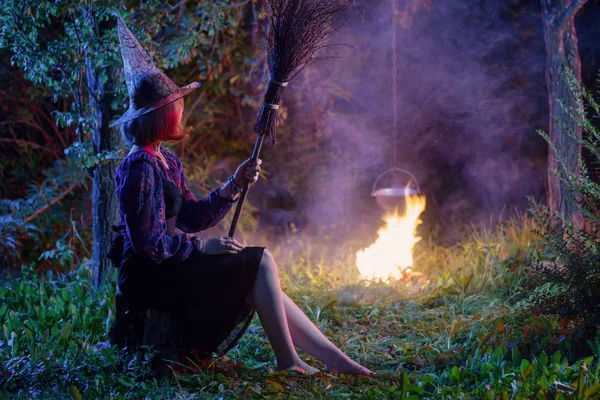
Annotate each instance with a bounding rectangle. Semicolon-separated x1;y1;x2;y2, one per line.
277;359;320;375
327;359;373;375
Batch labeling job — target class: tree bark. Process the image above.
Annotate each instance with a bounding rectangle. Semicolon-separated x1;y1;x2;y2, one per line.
87;16;120;287
110;293;192;378
90;125;120;287
541;0;587;228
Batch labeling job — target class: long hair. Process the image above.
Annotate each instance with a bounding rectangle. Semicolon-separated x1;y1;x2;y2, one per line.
120;98;189;146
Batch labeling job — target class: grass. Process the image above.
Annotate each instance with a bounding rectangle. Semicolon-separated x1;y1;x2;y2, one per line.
2;215;600;399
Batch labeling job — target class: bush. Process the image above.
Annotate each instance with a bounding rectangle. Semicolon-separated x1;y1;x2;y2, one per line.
0;263;162;398
527;70;600;350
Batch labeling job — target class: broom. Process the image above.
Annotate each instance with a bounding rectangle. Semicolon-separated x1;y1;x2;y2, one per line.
228;0;349;238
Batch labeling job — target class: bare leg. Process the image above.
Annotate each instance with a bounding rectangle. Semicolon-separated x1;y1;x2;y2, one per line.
283;293;372;375
251;249;318;373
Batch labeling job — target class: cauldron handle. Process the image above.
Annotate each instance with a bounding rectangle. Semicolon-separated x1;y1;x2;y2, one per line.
371;167;421;195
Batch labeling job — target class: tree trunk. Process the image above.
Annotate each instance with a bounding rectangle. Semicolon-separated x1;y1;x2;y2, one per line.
87;17;120;287
541;0;587;228
90;123;120;287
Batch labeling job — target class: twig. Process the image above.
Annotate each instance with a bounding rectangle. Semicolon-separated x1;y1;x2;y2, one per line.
169;0;188;11
0;120;62;159
58;67;82;131
0;138;57;153
83;78;102;107
0;120;45;133
32;104;70;149
553;380;576;394
24;182;81;223
71;209;92;258
67;11;88;127
220;0;249;9
189;92;211;115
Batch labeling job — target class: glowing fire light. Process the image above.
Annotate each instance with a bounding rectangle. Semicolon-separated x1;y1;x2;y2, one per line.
356;193;426;281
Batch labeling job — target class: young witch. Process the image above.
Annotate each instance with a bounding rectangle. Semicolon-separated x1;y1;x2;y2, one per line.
108;17;371;375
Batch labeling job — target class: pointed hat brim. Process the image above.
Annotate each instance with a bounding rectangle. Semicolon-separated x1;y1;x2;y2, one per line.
110;16;202;128
110;81;201;128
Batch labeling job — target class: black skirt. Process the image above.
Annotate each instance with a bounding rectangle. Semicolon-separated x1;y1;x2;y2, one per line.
116;238;264;356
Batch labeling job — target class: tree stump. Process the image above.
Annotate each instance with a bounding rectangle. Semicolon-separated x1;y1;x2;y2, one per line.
110;293;192;378
110;293;145;351
143;309;192;377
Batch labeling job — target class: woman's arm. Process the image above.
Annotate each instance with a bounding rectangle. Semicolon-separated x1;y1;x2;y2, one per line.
175;160;235;233
121;159;203;263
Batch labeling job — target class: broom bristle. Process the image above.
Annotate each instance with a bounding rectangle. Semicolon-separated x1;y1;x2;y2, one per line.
266;0;347;81
254;0;349;143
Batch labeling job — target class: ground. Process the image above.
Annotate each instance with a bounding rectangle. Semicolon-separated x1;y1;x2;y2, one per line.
2;217;600;399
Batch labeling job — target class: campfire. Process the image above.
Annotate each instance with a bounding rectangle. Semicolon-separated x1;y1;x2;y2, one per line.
355;0;429;283
356;190;426;281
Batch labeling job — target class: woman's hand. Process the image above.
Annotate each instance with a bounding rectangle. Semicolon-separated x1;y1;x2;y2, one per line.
203;236;245;255
233;158;262;186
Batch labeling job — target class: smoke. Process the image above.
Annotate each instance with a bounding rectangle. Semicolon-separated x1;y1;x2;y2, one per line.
577;2;600;87
299;0;549;244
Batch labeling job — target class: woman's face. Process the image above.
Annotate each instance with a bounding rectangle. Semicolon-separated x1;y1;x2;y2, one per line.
174;98;184;124
167;98;187;142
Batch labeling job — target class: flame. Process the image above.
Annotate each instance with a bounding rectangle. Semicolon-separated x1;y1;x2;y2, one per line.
356;193;426;281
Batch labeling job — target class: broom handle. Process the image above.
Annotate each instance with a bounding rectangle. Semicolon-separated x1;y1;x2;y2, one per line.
228;134;265;238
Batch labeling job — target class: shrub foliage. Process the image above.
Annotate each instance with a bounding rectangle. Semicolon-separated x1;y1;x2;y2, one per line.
528;70;600;348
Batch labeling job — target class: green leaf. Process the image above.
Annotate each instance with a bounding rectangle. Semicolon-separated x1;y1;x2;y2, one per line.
61;322;72;341
512;346;522;366
264;379;284;393
70;385;82;400
576;365;585;399
520;359;531;380
584;383;600;398
118;377;134;388
451;366;460;381
400;369;411;393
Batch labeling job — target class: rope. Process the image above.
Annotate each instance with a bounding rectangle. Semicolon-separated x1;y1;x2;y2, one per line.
391;0;398;168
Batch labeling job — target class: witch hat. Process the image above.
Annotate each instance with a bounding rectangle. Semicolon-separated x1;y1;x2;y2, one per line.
110;17;201;128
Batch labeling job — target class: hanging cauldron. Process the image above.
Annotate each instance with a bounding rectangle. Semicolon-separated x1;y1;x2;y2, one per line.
371;167;421;212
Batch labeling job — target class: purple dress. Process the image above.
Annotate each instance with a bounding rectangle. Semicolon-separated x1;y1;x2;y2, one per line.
109;148;263;356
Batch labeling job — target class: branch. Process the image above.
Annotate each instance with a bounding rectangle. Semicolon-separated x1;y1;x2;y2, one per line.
70;210;92;258
0;138;58;154
220;0;249;9
0;118;63;159
31;104;70;149
24;182;81;223
169;0;188;11
554;0;588;31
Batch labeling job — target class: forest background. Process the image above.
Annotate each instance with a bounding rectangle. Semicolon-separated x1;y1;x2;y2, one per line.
1;0;598;274
3;0;600;398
